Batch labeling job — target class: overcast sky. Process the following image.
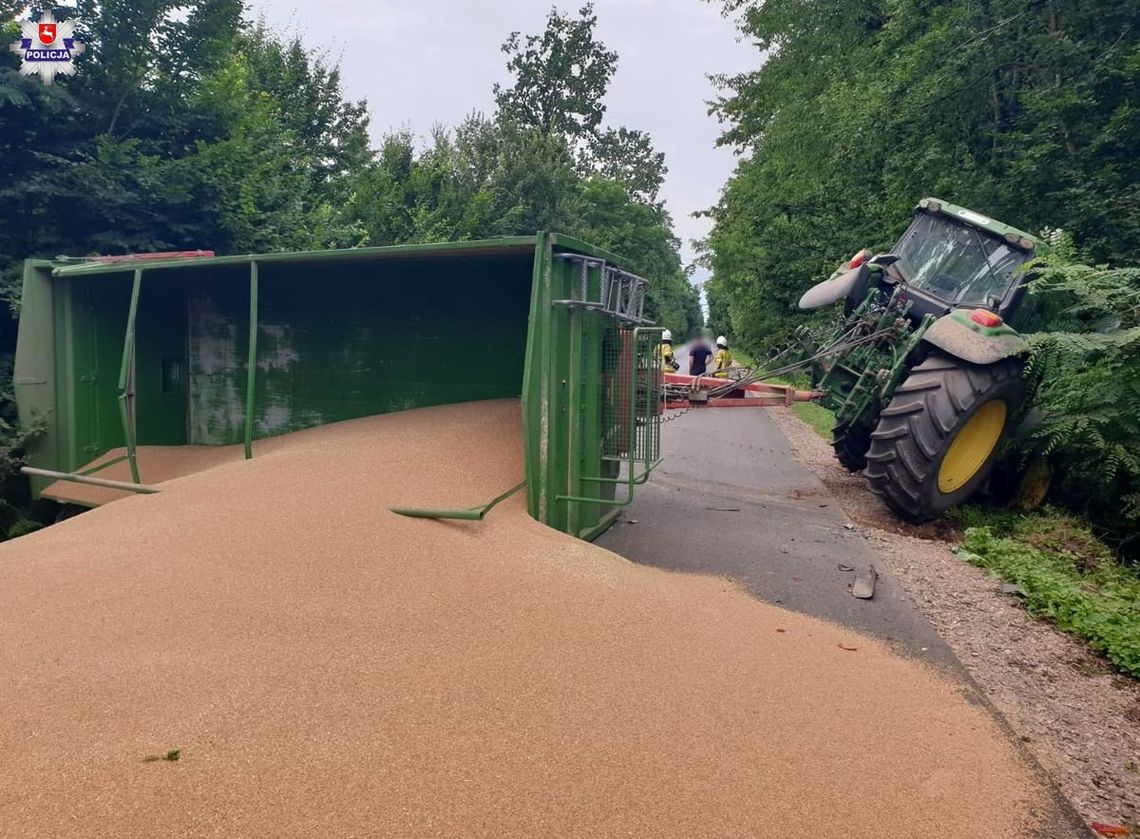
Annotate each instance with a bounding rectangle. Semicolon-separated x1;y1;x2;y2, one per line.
247;0;758;286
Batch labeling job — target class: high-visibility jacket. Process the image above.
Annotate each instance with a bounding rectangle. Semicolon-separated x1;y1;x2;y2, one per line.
658;342;678;371
714;348;733;377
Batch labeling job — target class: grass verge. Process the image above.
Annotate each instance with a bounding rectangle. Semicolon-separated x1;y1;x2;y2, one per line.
762;371;835;440
949;506;1140;678
790;400;834;440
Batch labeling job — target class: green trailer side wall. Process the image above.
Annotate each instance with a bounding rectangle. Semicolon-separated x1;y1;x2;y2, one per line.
176;252;532;444
44;272;188;470
25;251;534;455
13;262;60;490
71;273;131;460
135;273;190;445
521;236;617;538
244;253;530;443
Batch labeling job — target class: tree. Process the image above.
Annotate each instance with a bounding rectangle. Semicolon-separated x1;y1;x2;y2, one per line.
494;3;617;141
0;1;373;284
494;4;668;206
703;0;1140;356
704;274;731;339
241;25;373;208
490;4;689;327
587;127;666;204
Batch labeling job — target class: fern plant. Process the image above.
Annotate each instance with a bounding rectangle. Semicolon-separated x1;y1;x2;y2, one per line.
1023;253;1140;552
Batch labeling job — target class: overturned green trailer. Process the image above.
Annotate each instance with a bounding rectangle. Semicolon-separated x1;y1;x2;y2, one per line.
14;234;663;540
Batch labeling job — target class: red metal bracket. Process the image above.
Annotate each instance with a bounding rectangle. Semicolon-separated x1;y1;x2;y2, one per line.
663;372;824;410
86;251;216;264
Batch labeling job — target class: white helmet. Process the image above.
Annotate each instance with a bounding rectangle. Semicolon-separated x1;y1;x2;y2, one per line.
661;329;673;342
716;335;728;348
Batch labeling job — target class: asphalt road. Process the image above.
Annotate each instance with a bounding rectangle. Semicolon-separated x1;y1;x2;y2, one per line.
598;406;955;665
597;405;1090;838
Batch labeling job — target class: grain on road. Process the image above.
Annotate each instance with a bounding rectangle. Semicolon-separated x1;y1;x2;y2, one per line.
1;400;1049;837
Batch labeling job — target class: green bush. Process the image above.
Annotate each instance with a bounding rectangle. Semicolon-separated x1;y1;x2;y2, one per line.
960;524;1140;678
1021;255;1140;551
6;519;42;539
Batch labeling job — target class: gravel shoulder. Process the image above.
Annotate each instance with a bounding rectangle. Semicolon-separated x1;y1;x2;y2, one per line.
767;405;1140;830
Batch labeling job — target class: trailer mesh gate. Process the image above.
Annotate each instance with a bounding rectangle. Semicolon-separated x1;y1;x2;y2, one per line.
544;249;663;539
601;326;661;465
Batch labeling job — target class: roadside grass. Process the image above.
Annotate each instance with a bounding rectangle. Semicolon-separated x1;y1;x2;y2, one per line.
949;505;1140;678
759;368;835;440
790;399;834;440
731;348;757;369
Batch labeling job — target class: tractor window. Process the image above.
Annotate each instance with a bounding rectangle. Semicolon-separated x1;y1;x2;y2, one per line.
891;214;1029;307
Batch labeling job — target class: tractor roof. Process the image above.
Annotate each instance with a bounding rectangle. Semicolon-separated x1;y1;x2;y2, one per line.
916;198;1047;252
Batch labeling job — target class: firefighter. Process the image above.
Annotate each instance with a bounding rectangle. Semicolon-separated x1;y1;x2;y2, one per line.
713;335;733;378
658;330;680;372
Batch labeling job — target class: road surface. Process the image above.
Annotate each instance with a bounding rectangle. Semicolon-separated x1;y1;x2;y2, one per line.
597;405;1089;838
598;406;953;662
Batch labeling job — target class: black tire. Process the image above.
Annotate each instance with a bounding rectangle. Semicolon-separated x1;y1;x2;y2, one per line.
832;420;871;472
864;354;1024;521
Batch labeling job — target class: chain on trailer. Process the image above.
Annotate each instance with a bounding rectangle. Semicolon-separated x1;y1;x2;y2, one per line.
660;401;695;423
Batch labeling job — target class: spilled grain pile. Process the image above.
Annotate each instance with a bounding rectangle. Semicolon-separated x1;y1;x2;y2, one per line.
0;400;1047;837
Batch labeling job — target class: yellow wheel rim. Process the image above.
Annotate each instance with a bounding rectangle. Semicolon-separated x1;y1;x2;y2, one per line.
1016;458;1052;510
937;400;1007;493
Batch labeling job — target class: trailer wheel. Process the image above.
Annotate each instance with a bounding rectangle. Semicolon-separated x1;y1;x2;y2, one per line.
864;353;1024;521
831;420;871;472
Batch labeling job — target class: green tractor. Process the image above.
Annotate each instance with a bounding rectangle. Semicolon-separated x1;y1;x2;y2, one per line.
797;198;1046;521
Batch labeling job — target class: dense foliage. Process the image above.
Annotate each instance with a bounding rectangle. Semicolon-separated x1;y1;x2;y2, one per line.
704;0;1140;355
1022;255;1140;544
961;521;1140;677
0;2;698;536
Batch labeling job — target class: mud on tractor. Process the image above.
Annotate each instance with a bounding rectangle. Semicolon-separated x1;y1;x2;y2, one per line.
796;198;1046;521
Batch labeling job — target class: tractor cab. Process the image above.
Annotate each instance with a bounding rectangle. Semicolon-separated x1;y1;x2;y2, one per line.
877;200;1042;322
800;199;1045;325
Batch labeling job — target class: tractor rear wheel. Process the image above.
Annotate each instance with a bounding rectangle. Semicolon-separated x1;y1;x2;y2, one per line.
832;420;871;472
864;353;1024;521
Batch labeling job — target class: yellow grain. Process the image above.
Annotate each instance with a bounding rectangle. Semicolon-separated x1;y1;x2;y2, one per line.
0;399;1043;837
